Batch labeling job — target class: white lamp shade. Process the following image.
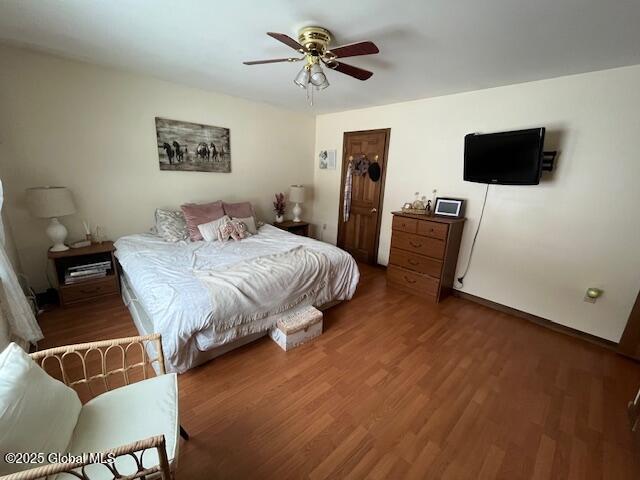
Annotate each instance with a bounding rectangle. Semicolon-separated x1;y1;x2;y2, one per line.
26;186;76;218
289;185;305;203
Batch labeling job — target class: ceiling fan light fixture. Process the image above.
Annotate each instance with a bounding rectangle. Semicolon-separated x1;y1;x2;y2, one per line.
293;66;310;88
309;62;328;88
315;76;330;90
245;27;378;102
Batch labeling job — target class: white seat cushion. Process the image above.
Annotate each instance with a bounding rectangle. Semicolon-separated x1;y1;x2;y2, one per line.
0;343;82;475
69;373;179;479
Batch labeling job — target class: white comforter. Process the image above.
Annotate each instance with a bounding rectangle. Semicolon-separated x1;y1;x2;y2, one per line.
114;225;359;372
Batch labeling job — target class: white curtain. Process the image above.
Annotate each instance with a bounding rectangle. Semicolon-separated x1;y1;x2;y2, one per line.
0;180;43;350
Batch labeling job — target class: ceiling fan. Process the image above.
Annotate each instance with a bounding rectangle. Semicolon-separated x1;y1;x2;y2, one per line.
243;26;379;95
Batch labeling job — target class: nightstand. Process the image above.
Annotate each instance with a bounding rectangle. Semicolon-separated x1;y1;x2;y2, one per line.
48;241;120;307
272;220;310;237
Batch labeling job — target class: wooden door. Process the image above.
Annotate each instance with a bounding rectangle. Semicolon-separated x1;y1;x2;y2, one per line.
337;129;390;264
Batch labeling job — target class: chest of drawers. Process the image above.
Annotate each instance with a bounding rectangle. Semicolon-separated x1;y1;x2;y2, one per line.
387;212;465;303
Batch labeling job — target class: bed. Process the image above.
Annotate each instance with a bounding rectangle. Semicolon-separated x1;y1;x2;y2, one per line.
114;225;359;373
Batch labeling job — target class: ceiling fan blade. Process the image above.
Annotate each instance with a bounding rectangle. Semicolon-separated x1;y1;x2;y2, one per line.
328;41;379;59
243;57;303;65
267;32;308;53
327;61;374;81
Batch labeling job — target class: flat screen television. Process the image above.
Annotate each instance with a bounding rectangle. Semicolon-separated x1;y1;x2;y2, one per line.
464;128;546;185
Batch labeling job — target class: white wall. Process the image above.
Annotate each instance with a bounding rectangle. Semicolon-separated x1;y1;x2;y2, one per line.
313;65;640;342
0;45;315;291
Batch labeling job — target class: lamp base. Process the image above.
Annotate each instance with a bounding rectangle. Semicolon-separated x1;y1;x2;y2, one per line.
46;218;69;252
292;203;302;223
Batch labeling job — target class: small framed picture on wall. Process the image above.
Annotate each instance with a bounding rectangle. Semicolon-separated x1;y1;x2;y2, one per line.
434;197;465;218
318;150;337;170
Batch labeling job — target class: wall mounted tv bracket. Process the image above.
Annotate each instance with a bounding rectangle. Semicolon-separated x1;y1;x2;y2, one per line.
542;151;557;172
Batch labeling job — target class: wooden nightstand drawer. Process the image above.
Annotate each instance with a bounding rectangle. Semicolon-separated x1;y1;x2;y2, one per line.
272;220;310;237
392;215;418;234
48;240;120;307
60;276;119;304
417;220;448;240
389;248;443;277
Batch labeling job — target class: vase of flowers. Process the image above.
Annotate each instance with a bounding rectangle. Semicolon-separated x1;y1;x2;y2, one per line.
273;192;286;223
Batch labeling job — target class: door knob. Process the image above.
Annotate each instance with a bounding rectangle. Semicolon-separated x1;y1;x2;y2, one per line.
370;208;377;213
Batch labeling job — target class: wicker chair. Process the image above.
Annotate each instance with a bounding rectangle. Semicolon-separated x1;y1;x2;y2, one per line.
0;334;182;480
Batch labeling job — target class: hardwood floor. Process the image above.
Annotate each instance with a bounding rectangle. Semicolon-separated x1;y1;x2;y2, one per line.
38;264;640;479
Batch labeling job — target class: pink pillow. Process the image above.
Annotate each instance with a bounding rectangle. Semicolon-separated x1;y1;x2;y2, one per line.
223;202;254;219
180;201;224;241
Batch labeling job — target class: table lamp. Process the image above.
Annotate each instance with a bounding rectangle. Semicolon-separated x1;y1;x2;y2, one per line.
289;185;305;223
26;186;77;252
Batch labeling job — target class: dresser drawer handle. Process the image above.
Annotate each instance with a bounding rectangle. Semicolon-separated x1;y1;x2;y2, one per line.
404;276;416;284
408;259;419;266
409;241;422;248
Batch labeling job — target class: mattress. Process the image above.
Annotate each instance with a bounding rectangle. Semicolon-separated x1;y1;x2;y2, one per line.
114;225;359;373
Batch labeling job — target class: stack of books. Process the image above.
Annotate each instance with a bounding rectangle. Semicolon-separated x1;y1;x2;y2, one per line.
64;261;111;285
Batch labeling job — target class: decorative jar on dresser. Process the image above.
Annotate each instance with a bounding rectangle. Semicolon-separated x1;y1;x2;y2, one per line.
387;212;465;303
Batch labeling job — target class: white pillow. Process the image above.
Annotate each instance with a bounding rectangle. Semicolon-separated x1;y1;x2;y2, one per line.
0;343;82;475
232;216;257;234
197;215;231;242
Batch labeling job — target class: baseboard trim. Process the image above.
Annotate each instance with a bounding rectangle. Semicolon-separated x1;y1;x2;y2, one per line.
451;289;620;353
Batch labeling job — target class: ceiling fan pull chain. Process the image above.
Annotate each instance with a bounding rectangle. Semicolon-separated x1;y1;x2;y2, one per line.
307;81;314;106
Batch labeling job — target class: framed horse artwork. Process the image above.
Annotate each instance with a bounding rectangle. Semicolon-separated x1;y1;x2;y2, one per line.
155;117;231;172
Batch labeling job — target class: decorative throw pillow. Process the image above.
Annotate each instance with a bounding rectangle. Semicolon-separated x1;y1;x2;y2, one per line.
217;219;251;242
181;201;225;241
232;216;257;235
0;343;82;475
155;209;189;242
233;220;250;240
222;202;255;219
197;215;231;242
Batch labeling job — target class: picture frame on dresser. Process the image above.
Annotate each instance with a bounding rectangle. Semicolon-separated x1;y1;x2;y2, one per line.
434;197;465;218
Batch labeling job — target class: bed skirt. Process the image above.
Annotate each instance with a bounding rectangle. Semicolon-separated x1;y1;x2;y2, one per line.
120;274;340;373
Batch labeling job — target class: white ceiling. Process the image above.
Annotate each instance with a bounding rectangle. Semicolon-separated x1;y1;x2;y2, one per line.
1;0;639;114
